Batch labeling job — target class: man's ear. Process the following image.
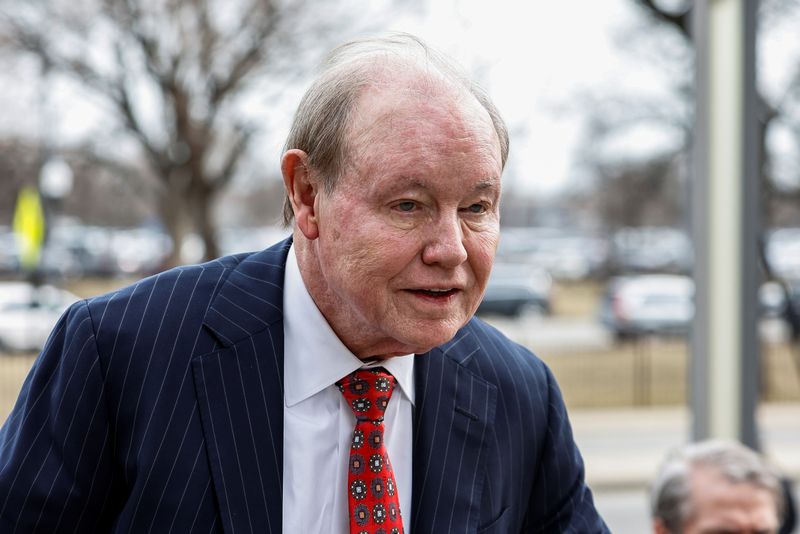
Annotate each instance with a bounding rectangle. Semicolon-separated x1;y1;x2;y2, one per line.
281;149;319;240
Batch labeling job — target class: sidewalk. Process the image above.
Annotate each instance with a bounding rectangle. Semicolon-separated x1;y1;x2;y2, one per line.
570;403;800;490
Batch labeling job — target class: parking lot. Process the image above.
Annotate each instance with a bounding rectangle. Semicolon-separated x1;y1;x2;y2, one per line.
2;280;799;416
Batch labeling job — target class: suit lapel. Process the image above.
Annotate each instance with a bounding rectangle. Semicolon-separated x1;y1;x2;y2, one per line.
193;239;292;534
190;237;496;532
411;328;497;533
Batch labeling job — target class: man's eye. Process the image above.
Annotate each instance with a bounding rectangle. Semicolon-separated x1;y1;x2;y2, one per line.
466;203;486;214
396;201;417;212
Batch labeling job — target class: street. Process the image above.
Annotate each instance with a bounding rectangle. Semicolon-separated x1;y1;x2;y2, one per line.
594;489;651;533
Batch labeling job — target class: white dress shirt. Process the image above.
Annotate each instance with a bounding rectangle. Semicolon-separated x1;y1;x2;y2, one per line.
282;246;415;533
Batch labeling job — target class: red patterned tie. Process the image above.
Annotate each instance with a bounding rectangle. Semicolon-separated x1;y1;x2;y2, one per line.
336;368;404;534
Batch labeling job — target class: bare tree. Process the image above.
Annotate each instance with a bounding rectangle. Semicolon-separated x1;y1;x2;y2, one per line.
0;139;40;218
0;0;397;266
630;0;800;223
596;155;684;229
0;138;158;227
569;0;800;246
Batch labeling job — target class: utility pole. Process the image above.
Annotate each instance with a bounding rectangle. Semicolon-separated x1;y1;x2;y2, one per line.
691;0;760;448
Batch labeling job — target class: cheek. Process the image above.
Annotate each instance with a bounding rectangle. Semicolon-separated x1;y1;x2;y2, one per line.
468;232;500;278
364;239;416;279
327;233;403;287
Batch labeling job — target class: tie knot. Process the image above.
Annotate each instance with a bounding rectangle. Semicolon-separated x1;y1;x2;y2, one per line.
336;368;396;422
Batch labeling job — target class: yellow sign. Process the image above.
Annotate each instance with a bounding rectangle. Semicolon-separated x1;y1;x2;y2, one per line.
12;186;46;271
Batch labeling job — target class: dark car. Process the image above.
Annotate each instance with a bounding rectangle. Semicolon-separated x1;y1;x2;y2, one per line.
777;279;800;341
477;263;552;317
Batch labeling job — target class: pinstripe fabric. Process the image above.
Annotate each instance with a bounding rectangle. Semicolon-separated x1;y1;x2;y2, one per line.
0;237;607;533
412;320;609;532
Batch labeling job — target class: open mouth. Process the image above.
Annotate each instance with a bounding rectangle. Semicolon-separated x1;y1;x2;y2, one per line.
409;288;458;298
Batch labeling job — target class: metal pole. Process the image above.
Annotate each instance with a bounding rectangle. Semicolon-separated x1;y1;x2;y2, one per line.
740;0;760;450
690;0;759;448
690;1;711;443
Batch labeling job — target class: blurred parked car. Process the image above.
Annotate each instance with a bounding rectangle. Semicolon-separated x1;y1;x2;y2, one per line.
600;275;796;341
599;274;694;340
610;227;693;274
0;282;79;352
758;281;788;318
497;227;609;281
219;226;292;256
477;263;552;317
754;278;800;342
787;282;800;341
765;228;800;280
110;227;172;274
0;226;21;274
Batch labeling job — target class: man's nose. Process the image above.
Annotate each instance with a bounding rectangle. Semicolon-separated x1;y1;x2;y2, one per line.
421;213;468;268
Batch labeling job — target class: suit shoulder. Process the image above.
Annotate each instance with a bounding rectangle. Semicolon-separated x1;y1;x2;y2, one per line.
458;317;551;384
79;252;254;351
85;253;246;312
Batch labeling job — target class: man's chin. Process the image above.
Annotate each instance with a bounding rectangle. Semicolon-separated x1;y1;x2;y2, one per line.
355;313;470;358
396;322;466;354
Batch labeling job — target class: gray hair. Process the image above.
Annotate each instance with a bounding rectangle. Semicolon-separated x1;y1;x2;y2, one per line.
281;32;509;224
650;440;783;533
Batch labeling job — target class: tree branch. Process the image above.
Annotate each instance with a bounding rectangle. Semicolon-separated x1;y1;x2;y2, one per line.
632;0;691;37
209;126;252;189
210;1;280;105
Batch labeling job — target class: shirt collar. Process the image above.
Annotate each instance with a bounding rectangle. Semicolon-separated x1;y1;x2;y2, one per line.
283;245;415;407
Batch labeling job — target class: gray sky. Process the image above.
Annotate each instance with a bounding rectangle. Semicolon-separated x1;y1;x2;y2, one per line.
3;1;797;196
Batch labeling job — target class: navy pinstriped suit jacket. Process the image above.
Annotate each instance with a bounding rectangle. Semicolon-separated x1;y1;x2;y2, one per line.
0;238;608;533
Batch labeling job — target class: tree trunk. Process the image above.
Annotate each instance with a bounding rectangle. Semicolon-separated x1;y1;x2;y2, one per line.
190;184;219;262
160;170;193;268
157;166;220;268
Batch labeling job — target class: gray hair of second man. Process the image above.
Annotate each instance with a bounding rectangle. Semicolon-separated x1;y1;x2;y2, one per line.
650;439;783;533
281;32;510;225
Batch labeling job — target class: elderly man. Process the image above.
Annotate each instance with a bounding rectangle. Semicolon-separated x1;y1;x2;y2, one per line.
651;440;785;534
0;34;607;532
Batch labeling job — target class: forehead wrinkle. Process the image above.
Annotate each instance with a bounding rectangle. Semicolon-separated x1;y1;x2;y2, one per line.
342;84;502;193
353;120;500;180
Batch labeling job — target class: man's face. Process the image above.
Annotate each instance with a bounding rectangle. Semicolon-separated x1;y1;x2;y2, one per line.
680;467;779;534
306;83;502;358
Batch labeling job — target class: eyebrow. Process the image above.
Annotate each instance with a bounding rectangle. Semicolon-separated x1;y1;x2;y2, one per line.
473;179;499;192
391;176;499;194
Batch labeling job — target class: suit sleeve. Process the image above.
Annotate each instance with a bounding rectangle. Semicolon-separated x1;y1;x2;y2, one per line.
0;300;117;532
526;366;610;533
